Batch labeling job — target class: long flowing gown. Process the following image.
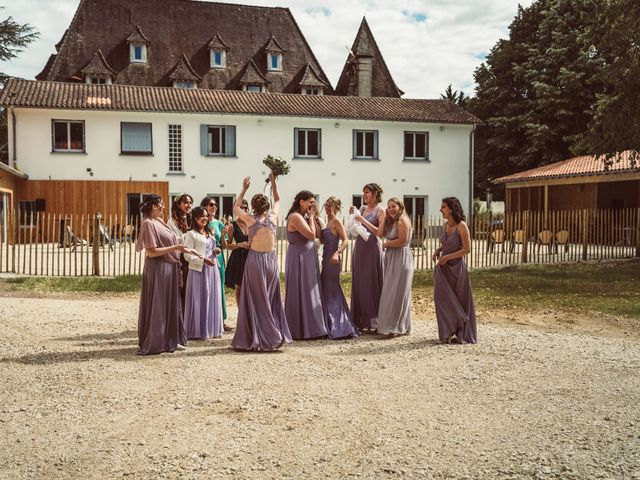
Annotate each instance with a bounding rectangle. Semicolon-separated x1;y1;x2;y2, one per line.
136;217;186;355
225;220;249;288
184;235;223;339
285;222;328;339
377;225;413;335
434;225;477;343
231;215;293;351
210;219;227;320
351;207;384;330
320;227;359;339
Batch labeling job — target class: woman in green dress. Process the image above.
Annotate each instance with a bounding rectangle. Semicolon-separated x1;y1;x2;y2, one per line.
201;196;232;331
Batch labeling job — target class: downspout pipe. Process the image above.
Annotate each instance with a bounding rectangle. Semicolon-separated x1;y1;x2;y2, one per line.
469;123;476;222
11;109;16;169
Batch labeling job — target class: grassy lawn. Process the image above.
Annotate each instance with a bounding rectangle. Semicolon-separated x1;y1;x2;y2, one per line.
1;260;638;318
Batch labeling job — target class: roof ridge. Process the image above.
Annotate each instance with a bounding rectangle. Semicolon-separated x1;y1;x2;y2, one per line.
45;0;88;81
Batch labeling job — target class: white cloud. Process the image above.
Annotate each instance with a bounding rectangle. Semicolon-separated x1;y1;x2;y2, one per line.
0;0;533;98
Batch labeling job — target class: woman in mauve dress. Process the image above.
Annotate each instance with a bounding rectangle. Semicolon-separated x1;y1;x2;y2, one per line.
201;197;231;331
285;190;328;340
320;196;359;339
136;195;197;355
231;175;293;352
225;199;251;305
376;197;413;337
351;183;385;332
167;193;193;309
432;197;477;344
182;206;223;340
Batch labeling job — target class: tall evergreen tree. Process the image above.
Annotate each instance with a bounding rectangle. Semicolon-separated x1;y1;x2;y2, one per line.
441;84;470;109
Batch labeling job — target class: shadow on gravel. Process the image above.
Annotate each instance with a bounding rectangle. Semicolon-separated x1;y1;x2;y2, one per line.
57;330;138;342
340;337;443;355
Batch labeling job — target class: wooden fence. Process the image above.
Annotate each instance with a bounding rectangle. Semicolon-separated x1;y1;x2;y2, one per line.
0;208;638;276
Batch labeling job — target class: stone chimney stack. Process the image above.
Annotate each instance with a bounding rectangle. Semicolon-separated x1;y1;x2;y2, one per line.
356;55;373;97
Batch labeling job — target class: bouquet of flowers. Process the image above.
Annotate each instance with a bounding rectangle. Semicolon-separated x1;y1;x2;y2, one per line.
263;155;291;183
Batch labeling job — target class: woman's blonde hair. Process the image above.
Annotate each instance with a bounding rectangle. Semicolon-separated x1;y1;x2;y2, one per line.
324;196;342;213
384;197;406;233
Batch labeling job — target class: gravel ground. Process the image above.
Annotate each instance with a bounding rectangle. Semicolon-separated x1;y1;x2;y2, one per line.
0;294;639;479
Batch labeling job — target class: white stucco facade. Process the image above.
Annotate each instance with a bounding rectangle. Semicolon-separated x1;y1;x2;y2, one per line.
9;107;473;217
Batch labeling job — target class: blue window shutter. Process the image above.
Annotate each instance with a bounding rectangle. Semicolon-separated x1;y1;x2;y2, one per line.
294;128;299;157
200;125;208;156
225;126;236;156
374;130;379;159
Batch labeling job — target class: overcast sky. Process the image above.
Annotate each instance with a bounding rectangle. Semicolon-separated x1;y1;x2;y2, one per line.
0;0;533;99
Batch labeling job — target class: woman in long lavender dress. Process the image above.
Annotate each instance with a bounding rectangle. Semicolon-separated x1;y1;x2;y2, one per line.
136;195;195;355
182;207;223;340
377;198;413;336
351;183;385;331
285;191;328;340
433;197;477;344
320;197;359;339
167;193;193;309
231;176;293;351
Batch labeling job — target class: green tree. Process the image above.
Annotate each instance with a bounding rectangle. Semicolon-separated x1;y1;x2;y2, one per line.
440;84;470;109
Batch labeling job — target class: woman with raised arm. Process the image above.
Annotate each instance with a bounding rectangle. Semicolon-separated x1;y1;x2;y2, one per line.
231;175;292;351
225;199;250;305
376;197;414;337
351;183;385;332
136;195;197;355
201;196;231;331
285;191;328;340
320;197;359;339
167;193;193;308
432;197;477;344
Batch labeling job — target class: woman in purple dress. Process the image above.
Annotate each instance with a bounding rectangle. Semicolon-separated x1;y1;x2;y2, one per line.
351;183;385;332
182;206;223;340
285;191;328;339
167;193;193;309
231;176;293;351
320;197;359;339
432;197;477;344
135;195;197;355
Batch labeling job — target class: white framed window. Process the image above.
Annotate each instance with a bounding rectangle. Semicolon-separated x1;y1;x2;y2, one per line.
52;120;85;153
130;44;147;63
85;76;111;85
404;131;429;160
268;53;282;71
200;125;236;157
211;50;226;68
294;128;321;158
173;80;196;89
403;195;428;220
302;87;322;96
352;130;378;159
121;122;153;155
168;125;183;172
18;200;37;227
243;84;263;93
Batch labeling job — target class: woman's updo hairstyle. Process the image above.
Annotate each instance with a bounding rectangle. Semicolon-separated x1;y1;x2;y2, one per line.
363;183;383;203
139;195;163;217
251;194;270;216
324;196;342;213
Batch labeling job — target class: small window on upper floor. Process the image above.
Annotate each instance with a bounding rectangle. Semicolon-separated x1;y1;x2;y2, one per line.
52;120;85;153
130;44;147;63
86;76;111;85
121;122;153;155
404;131;429;161
173;81;197;89
352;130;379;160
302;87;322;96
211;50;226;69
268;53;282;71
243;84;264;93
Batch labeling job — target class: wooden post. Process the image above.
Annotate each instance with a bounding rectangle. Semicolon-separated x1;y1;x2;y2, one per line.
636;208;640;258
93;212;101;276
582;209;589;261
521;210;529;263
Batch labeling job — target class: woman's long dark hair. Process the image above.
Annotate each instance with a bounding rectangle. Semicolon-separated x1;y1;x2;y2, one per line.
442;197;466;224
189;206;212;235
383;197;406;233
171;193;192;233
140;195;162;218
286;190;315;219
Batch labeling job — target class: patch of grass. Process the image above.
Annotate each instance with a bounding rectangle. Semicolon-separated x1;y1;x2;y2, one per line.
1;275;142;293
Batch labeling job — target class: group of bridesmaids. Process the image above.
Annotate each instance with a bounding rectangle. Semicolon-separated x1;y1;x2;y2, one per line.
134;177;477;355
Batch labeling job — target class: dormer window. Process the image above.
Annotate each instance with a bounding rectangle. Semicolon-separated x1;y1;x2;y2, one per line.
243;84;264;93
302;87;322;96
211;50;226;69
268;53;282;71
173;81;196;89
86;76;111;85
130;44;147;63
